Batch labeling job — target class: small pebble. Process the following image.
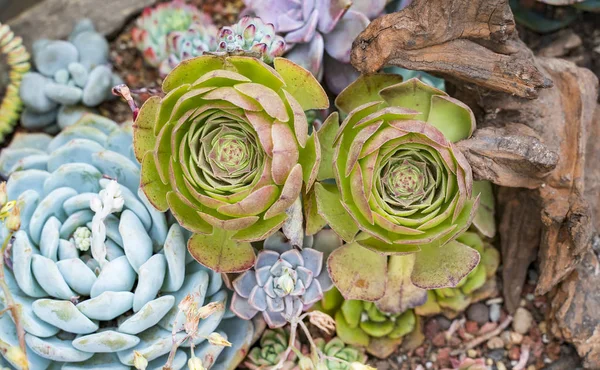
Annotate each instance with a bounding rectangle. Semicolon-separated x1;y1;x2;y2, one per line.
488;349;505;361
467;349;477;358
487;337;504;350
510;331;523;345
465;320;479;334
527;366;536;370
436;315;452;331
526;293;535;301
496;361;507;370
512;307;534;334
500;331;513;348
486;358;493;366
489;303;501;322
467;303;489;325
508;346;521;361
425;362;433;369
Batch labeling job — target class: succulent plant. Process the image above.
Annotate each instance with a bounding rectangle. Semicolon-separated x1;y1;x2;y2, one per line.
0;22;30;143
314;337;367;369
158;21;219;77
314;74;479;302
132;0;218;68
231;229;338;328
242;0;387;94
0;114;255;369
415;232;500;318
318;288;417;359
384;67;446;92
244;327;298;370
18;19;121;132
133;54;329;273
216;16;286;64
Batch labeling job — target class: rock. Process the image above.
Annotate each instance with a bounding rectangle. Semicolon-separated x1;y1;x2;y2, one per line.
71;31;109;70
465;321;479;334
436;315;452;331
489;303;501;322
496;361;507;370
20;73;57;113
487;337;504;350
512;307;533;334
34;40;79;77
82;65;112;106
487;348;505;361
467;303;489;325
7;0;157;51
510;331;523;345
21;108;57;129
508;346;521;361
44;83;83;105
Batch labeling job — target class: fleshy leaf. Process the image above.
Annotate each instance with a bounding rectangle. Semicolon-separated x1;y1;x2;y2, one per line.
188;228;256;273
327;242;387;301
335;310;370;347
273;57;328;110
314;182;359;242
140;151;169;212
304;187;327;236
166;191;212;234
472;181;496;238
316;112;340;181
162;55;225;93
335;74;404;116
133;96;159;162
375;255;427;314
411;240;481;289
427;95;476;142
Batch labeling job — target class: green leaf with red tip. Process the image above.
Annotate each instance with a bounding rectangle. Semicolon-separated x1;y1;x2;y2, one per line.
327;242;387;301
375;255;427;314
188;228;256;273
133;96;159;162
273;57;329;111
335;74;404;116
472;181;496;238
140;151;169;212
228;56;285;91
411;240;481;289
166;192;213;234
162;55;225;93
232;212;288;242
316;112;340;181
314;182;359;242
427;95;476;142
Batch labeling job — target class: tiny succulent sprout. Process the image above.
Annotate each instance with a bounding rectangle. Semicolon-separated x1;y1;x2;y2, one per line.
216;16;286;63
133;350;148;370
72;226;92;251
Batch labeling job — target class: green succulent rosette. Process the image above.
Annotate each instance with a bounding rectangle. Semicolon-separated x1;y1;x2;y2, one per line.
313;74;480;302
244;328;298;370
133;55;328;273
416;232;500;318
314;337;367;369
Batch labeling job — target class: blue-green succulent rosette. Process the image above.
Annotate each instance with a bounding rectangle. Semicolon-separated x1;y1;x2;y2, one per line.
0;114;255;369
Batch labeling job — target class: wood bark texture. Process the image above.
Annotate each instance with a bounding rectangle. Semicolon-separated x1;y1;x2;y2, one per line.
352;0;600;365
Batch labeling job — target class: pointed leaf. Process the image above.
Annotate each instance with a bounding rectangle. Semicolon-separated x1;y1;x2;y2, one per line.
314;182;359;242
411;240;480;289
232;213;288;242
188;228;256;273
328;242;387;301
166;192;212;234
273;57;328;110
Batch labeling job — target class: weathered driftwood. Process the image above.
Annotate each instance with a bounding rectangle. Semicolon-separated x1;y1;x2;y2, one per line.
352;0;600;366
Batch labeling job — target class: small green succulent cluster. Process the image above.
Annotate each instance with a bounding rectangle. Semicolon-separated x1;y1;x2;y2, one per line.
0;22;30;142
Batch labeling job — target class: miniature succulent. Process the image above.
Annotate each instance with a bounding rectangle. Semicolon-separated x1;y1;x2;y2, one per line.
216;16;286;64
314;337;368;369
318;288;417;359
243;0;387;94
0;22;30;142
133;54;328;273
314;74;479;302
415;232;500;318
132;0;218;68
18;19;121;132
231;230;338;328
0;115;255;369
244;327;298;370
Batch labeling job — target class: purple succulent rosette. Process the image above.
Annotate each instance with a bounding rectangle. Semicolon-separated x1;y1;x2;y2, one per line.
242;0;386;94
231;230;336;328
